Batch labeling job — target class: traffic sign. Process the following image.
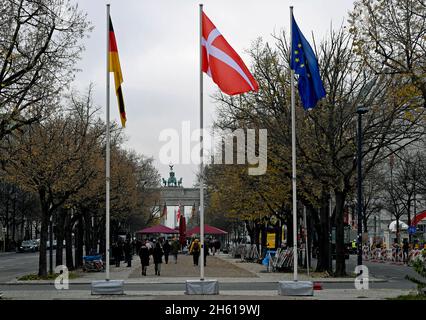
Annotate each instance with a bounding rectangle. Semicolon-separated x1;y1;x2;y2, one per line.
408;226;417;235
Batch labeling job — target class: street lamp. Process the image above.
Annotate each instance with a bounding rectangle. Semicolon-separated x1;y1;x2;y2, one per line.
356;105;368;267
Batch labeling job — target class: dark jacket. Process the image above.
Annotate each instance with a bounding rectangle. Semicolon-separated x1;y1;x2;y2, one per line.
171;240;180;254
124;241;132;259
163;241;171;254
139;245;150;266
153;245;164;264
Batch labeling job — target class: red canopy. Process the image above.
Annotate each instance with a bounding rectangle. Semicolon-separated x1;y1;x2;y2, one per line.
136;224;179;234
186;224;228;236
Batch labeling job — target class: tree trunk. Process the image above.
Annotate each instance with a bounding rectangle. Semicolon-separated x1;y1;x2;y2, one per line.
313;193;331;273
254;222;261;253
38;216;49;277
334;190;347;277
74;215;84;268
261;222;267;257
287;214;293;248
65;213;74;270
275;221;282;249
55;211;65;267
84;211;92;256
37;189;49;277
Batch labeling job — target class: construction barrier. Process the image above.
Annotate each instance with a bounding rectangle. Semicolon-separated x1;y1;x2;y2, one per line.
370;248;380;262
380;248;389;262
362;246;370;261
390;248;404;265
408;249;422;265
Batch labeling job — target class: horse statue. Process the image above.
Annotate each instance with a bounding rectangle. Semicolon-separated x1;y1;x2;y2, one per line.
167;171;177;186
177;177;183;187
162;178;167;187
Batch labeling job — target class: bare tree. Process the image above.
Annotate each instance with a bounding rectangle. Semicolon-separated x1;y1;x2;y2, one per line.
0;0;91;142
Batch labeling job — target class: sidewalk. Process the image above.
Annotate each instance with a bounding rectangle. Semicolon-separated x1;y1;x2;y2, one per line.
1;252;412;300
6;252;386;284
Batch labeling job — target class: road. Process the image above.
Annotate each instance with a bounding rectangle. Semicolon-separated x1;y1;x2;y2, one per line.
0;250;61;283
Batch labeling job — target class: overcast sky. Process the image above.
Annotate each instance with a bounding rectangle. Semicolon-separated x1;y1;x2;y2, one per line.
72;0;355;223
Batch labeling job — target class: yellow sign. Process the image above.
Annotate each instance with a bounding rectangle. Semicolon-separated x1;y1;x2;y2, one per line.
267;232;275;248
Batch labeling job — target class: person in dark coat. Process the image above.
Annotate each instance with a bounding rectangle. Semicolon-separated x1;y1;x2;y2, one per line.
214;239;221;254
153;242;164;276
112;242;121;267
203;242;209;266
171;238;180;264
124;239;132;267
402;239;409;264
163;240;171;264
135;239;142;256
139;241;150;276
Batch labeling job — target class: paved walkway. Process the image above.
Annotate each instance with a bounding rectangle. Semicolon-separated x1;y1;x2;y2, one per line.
129;253;256;279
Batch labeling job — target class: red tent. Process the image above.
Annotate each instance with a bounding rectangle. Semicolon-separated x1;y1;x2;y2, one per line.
136;224;179;234
186;224;227;237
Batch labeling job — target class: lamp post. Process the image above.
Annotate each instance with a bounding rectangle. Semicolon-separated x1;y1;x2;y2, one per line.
356;105;368;267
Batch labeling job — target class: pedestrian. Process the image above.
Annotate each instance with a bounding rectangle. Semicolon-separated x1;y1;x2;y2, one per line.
163;239;171;264
112;242;121;267
402;238;409;264
214;238;221;254
209;238;215;256
189;239;201;266
204;242;209;266
124;239;132;267
171;237;180;264
153;242;164;276
136;239;142;255
139;240;150;276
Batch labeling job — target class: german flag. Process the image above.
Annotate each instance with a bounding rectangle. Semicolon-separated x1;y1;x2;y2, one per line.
109;16;126;127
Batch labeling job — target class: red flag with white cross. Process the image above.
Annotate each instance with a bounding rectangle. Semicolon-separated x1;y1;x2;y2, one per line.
202;11;259;95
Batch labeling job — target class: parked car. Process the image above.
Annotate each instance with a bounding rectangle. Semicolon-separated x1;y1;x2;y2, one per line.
17;240;39;253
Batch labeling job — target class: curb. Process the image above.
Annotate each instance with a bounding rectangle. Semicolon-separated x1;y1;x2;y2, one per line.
0;277;388;285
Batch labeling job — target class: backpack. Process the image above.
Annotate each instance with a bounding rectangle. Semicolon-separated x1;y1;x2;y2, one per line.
192;242;200;253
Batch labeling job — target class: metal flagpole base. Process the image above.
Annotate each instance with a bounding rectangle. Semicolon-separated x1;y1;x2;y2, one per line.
185;279;219;295
278;281;313;296
91;280;124;295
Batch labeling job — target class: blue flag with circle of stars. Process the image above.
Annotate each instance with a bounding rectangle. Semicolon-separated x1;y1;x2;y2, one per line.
290;13;326;110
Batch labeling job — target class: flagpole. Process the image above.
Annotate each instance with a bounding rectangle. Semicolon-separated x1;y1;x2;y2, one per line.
290;6;298;282
105;3;111;282
199;3;205;281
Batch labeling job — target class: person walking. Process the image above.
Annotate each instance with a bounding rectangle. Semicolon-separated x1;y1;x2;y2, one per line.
209;238;215;256
189;239;201;266
214;238;221;254
153;242;164;276
112;242;121;267
163;239;171;264
402;238;409;264
124;239;132;267
171;237;180;264
204;241;209;266
139;240;150;276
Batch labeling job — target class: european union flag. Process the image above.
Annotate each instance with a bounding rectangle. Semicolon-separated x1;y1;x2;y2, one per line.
290;13;326;109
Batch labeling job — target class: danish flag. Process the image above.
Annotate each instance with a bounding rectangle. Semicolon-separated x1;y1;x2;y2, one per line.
202;11;259;95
